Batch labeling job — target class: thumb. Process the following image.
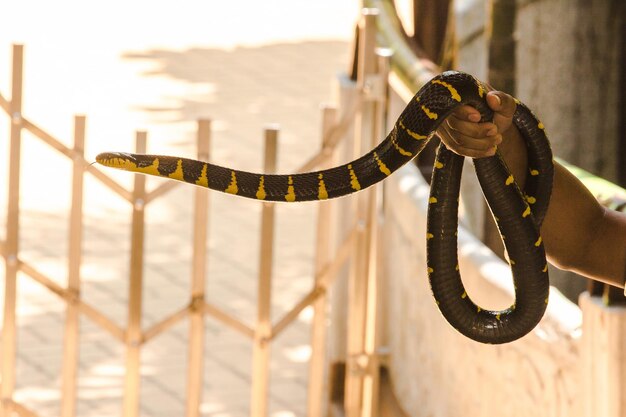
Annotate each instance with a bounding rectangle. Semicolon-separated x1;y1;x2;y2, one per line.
486;91;516;133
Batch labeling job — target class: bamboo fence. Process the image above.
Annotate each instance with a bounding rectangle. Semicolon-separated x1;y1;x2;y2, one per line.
0;9;389;417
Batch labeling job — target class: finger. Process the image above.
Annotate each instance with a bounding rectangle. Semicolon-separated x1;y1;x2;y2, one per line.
450;133;501;151
443;142;498;159
439;126;502;152
439;120;501;149
446;116;498;139
449;104;482;122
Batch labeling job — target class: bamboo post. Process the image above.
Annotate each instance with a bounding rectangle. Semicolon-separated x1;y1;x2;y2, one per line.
580;293;626;417
251;126;279;417
327;74;360;403
1;44;23;417
345;9;379;417
360;49;391;417
307;106;339;417
186;119;211;417
123;131;148;417
61;115;86;417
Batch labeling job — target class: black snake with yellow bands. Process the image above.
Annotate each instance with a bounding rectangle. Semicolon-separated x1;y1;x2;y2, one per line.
97;71;553;344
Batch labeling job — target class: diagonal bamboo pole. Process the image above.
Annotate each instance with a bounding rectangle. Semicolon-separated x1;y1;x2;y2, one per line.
271;225;357;340
8;400;38;417
251;126;279;417
203;303;255;339
84;162;134;203
144;181;180;204
142;306;190;343
16;259;126;343
0;92;8;112
21;115;133;201
1;43;23;417
296;98;362;175
186;119;211;417
21;117;75;159
21;115;134;203
77;301;126;343
61;115;86;417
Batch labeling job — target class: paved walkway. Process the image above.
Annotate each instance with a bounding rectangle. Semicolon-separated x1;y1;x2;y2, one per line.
0;2;357;416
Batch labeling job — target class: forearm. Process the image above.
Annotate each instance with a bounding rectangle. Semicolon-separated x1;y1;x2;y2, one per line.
498;126;626;287
544;167;626;287
575;208;626;287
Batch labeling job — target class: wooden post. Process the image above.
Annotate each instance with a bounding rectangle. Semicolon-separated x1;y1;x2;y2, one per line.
251;126;279;417
186;119;211;417
360;50;390;417
61;115;86;417
327;73;359;402
411;0;451;63
580;293;626;417
307;106;338;417
1;44;23;417
345;10;379;417
123;131;148;417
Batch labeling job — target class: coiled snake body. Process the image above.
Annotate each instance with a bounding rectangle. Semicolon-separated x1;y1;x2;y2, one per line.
97;71;553;344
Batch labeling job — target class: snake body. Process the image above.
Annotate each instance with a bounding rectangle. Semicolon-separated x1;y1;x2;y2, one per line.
97;71;553;344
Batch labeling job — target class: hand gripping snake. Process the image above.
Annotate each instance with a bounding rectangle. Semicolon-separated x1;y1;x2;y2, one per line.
97;71;553;344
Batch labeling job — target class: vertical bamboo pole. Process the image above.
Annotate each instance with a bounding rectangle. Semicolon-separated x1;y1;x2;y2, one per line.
345;10;378;417
360;50;391;417
327;73;359;399
580;293;626;417
307;106;338;417
123;131;148;417
61;115;86;417
1;44;23;417
186;119;211;417
251;126;279;417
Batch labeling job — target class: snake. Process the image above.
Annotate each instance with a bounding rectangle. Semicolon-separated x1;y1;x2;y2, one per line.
96;71;553;344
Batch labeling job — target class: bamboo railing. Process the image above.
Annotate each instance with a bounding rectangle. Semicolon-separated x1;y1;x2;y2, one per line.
0;9;393;417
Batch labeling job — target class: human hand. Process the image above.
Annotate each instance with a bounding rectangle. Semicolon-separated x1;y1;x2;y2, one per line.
436;90;517;158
